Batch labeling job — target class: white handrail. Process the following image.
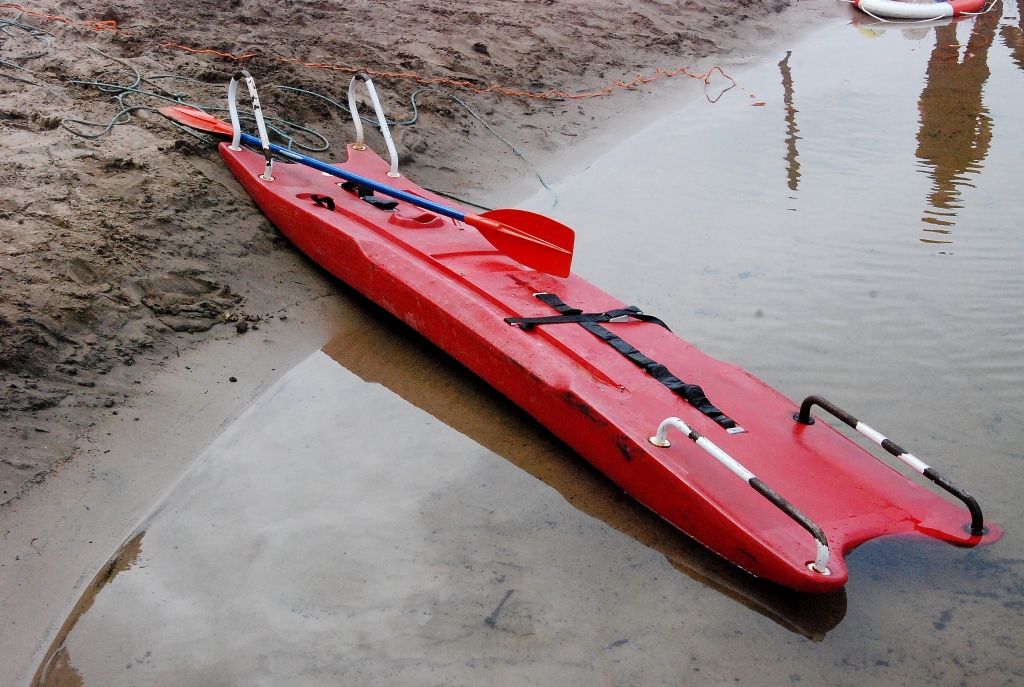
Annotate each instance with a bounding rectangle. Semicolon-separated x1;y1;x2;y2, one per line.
347;74;400;177
228;70;274;181
794;394;985;536
650;417;830;574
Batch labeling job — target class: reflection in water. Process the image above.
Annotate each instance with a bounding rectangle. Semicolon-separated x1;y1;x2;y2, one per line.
779;51;802;192
321;297;846;641
36;649;82;687
32;532;144;687
915;9;998;243
1002;0;1024;70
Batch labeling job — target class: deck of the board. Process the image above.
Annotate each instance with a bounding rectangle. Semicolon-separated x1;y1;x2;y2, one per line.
220;142;1001;592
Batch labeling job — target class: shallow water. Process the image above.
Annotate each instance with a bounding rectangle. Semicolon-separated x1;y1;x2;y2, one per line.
35;11;1024;686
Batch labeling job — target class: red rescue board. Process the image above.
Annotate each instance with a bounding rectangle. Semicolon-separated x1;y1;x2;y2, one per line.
221;142;1001;593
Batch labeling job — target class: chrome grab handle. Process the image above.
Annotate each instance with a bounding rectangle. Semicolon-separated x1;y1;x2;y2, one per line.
347;73;400;177
650;417;830;575
794;395;985;536
228;70;273;181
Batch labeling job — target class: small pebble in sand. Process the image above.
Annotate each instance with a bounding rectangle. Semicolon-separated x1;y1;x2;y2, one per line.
229;377;237;383
236;321;249;334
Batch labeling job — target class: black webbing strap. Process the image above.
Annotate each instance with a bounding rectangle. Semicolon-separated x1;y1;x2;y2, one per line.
525;293;742;433
340;181;399;210
504;305;671;331
310;194;336;211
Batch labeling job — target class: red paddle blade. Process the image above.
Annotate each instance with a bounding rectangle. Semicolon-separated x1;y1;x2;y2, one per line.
466;209;575;278
159;105;234;136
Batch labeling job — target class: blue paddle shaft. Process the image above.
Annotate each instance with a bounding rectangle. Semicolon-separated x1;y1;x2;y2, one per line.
238;131;468;221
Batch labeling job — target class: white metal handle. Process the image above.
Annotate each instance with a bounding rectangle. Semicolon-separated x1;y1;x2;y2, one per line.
794;395;985;537
650;417;830;574
347;74;400;177
228;70;274;181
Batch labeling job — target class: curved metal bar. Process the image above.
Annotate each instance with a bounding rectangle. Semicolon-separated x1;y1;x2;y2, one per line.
347;74;400;177
794;395;985;536
650;417;830;574
228;70;273;180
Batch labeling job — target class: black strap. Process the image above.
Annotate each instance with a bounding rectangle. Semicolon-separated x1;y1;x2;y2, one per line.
341;181;398;210
504;306;671;331
526;293;741;433
310;194;335;211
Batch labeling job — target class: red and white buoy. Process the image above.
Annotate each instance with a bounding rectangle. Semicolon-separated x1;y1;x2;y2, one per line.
854;0;985;19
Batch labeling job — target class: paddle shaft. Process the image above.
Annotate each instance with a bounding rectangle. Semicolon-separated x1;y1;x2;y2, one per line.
161;104;572;274
235;132;468;221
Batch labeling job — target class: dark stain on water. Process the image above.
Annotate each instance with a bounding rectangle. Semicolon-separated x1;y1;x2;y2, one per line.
1004;0;1024;68
915;11;998;241
779;50;801;193
32;531;144;687
484;589;516;627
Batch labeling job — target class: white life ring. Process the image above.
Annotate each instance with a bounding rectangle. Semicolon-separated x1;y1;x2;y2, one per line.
854;0;984;19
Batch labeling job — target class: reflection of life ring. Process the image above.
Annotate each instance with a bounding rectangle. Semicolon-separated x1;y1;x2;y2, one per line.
854;0;985;19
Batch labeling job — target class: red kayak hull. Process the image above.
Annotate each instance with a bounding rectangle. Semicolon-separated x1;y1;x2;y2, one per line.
220;143;1000;593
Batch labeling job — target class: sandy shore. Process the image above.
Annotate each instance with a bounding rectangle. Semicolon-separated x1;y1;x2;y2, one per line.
1;0;851;681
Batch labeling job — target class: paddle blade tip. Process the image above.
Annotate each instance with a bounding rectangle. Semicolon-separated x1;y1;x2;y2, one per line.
158;106;233;136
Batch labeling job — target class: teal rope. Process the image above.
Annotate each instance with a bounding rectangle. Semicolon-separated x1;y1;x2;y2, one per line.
274;83;557;206
410;88;557;206
0;15;51;59
0;58;33;72
422;187;493;211
0;71;43;86
63;48;330;151
272;84;418;128
61;50;556;204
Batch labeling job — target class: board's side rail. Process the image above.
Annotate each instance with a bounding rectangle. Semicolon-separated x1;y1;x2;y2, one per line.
794;395;985;536
649;417;831;575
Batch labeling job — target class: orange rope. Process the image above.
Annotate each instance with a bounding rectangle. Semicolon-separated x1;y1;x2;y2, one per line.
157;43;259;60
4;3;735;100
0;3;122;33
269;57;735;100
